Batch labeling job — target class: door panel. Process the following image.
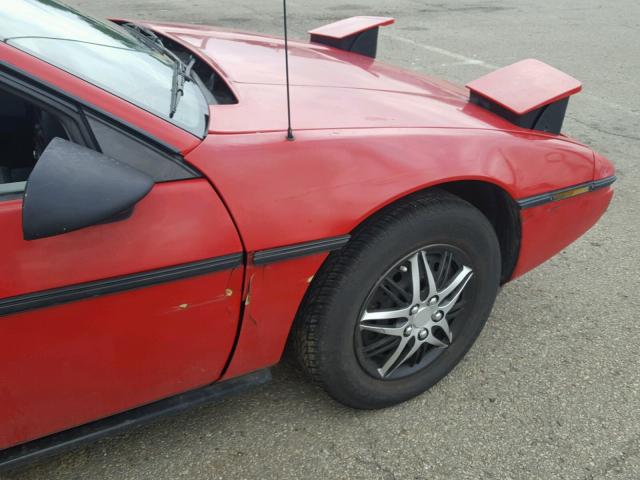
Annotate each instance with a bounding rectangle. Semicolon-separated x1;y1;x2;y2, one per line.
0;179;244;449
0;180;240;296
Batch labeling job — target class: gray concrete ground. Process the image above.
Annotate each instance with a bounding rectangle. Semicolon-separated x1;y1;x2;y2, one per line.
4;1;640;479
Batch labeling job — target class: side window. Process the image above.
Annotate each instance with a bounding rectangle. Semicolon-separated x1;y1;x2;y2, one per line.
0;88;71;189
0;77;198;199
85;113;198;182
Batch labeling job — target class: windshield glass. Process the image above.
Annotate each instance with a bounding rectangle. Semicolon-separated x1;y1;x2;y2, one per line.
0;0;208;137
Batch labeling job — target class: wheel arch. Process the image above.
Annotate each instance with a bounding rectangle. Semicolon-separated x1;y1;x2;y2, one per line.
351;179;521;284
437;180;521;284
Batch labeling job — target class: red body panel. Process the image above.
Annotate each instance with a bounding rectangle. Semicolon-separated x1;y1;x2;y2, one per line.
466;59;582;115
152;24;593;139
0;180;241;297
222;253;329;380
148;24;591;152
308;16;395;39
0;268;242;449
0;180;244;449
594;151;617;180
513;187;614;279
186;128;595;252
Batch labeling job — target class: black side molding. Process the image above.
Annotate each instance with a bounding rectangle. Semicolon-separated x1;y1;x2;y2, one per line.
0;369;271;472
0;253;243;317
517;176;616;209
253;235;351;265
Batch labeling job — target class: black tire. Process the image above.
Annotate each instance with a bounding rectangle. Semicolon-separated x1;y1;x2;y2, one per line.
292;190;501;409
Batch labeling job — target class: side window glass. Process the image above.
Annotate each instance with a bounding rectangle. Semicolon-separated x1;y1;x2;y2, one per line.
0;88;70;187
86;114;197;182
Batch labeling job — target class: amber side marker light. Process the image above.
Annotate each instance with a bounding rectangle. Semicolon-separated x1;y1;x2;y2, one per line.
517;176;616;209
553;185;592;201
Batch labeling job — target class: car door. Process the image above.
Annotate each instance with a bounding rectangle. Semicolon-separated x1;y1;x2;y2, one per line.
0;76;245;450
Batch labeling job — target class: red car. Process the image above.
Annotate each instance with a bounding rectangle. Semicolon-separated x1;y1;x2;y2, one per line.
0;0;615;468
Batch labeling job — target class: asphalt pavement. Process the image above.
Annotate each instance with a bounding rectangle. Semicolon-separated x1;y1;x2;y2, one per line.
4;1;640;479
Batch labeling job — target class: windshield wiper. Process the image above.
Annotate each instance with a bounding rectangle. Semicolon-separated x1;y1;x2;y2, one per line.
169;62;185;118
121;22;165;52
120;22;204;120
121;22;193;118
169;56;197;118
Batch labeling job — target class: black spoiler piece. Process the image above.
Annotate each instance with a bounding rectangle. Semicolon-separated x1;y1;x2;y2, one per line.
308;16;395;58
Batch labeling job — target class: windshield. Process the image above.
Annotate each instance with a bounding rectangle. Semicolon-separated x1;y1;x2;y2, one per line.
0;0;208;137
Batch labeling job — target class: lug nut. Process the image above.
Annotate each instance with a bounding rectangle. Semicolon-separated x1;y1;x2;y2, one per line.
428;296;439;306
432;311;444;322
410;305;420;315
399;265;408;273
403;326;413;337
418;329;428;340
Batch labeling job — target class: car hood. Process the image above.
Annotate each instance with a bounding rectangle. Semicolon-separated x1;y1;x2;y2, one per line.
146;22;519;134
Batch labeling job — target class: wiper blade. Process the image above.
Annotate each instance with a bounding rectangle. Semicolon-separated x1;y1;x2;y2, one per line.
169;56;196;118
120;22;198;119
169;62;185;118
121;22;165;51
121;22;185;66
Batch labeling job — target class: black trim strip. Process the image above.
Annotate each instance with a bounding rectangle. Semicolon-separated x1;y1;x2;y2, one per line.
0;182;26;197
517;176;617;209
253;235;351;265
0;368;271;472
83;110;201;181
591;175;617;190
0;253;243;317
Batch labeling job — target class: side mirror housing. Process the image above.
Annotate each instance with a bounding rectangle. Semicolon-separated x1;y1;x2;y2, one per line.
22;138;153;240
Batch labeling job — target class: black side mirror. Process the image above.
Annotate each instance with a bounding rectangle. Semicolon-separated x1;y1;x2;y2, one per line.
22;138;153;240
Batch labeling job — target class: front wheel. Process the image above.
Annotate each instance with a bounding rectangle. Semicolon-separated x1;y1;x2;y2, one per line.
293;190;501;409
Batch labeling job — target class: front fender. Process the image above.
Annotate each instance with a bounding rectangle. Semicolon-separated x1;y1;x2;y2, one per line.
187;127;594;252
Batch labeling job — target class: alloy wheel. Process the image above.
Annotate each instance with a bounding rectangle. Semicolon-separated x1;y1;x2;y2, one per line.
355;245;475;380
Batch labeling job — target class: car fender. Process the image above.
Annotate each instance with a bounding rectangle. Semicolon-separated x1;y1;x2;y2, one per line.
187;127;595;379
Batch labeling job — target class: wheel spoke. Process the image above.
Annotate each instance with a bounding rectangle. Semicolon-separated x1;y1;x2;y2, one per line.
377;336;409;377
424;331;448;348
440;269;473;314
409;253;422;305
421;251;437;300
433;318;453;343
360;321;407;336
361;307;410;323
439;266;473;301
378;336;424;377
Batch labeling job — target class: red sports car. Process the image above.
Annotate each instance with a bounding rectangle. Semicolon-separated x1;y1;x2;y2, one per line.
0;0;615;468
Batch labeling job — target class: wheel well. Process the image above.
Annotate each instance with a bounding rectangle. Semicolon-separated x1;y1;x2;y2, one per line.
437;181;521;283
355;181;521;284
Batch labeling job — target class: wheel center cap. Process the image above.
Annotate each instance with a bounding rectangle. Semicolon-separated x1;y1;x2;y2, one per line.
412;309;431;328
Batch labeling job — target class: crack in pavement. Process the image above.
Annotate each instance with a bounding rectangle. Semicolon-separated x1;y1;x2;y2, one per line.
571;118;640;142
